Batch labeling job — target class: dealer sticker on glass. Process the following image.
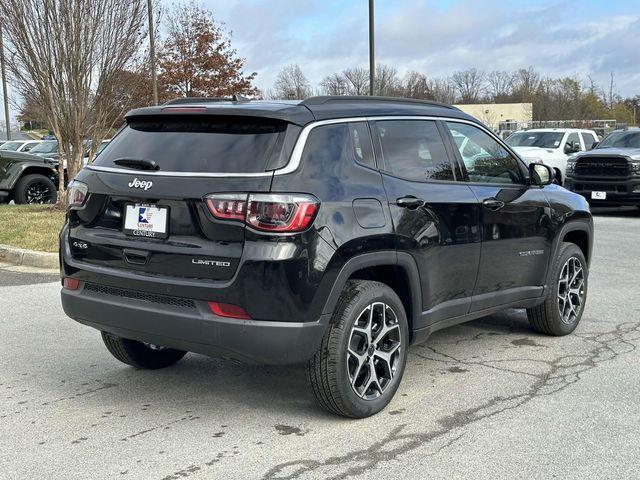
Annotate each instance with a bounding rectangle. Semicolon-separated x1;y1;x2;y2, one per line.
124;204;169;239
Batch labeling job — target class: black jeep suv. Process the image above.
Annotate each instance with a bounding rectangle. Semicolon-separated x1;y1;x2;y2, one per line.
565;128;640;208
60;96;593;418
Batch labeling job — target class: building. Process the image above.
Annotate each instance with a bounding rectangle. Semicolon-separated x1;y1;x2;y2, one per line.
454;103;533;132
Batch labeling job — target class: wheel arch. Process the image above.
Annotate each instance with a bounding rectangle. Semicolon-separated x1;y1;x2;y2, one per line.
8;164;58;191
546;219;593;286
321;251;422;339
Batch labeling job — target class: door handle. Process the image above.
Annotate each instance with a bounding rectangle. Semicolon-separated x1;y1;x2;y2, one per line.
396;196;425;209
482;198;505;211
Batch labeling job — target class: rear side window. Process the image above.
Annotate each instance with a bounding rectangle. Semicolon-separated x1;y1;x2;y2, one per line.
94;116;289;173
349;122;375;168
375;120;453;182
301;123;375;170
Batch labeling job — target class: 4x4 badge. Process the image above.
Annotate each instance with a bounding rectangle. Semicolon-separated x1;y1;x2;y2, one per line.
128;178;153;190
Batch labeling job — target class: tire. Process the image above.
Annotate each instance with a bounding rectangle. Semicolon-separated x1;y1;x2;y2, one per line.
13;174;57;204
527;242;588;336
305;280;409;418
101;332;187;369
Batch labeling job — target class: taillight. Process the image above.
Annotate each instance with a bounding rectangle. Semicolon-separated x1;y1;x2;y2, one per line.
66;180;88;210
63;277;80;290
204;193;318;233
204;194;247;221
208;302;251;319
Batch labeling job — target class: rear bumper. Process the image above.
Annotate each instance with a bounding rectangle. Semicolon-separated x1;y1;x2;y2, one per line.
566;177;640;206
61;284;330;365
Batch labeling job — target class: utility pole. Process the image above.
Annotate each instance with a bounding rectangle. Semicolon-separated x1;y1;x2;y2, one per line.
147;0;159;105
0;24;11;140
368;0;375;96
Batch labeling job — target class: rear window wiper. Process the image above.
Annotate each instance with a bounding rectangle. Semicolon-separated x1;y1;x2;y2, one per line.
113;158;160;171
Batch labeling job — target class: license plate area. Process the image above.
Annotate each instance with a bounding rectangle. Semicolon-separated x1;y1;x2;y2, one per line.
123;203;169;239
591;191;607;200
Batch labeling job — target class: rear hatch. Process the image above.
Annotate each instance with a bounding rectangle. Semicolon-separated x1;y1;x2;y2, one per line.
68;113;298;281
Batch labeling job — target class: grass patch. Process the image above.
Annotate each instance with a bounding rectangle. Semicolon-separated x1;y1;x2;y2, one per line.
0;205;65;252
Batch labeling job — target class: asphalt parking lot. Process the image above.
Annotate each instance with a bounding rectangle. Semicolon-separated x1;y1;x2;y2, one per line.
1;207;639;480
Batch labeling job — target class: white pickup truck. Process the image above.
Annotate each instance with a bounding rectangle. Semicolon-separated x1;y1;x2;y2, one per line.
506;129;599;184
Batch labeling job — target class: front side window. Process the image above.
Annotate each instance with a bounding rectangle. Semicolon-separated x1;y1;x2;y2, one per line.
375;120;453;182
566;132;581;151
447;122;523;185
581;132;597;150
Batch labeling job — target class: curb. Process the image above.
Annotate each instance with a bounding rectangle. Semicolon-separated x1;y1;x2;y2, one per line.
0;244;58;270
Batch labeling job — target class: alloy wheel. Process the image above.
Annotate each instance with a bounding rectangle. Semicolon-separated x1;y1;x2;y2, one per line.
346;302;402;400
557;256;585;325
25;181;55;204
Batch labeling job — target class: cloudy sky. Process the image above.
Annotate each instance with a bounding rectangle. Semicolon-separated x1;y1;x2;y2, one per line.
200;0;640;96
5;0;640;124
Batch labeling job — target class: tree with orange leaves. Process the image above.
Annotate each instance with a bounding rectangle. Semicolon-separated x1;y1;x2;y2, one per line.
159;1;258;98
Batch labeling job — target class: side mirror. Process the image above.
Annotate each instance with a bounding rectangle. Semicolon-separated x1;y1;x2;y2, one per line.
529;163;554;186
564;142;579;154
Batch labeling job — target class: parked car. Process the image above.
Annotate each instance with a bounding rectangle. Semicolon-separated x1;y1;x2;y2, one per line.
565;127;640;208
82;139;110;166
0;139;42;153
28;140;59;162
0;149;58;204
506;129;599;185
60;96;593;418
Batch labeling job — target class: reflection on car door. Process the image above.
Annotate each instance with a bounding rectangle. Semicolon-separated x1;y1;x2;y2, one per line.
444;121;553;312
371;119;481;329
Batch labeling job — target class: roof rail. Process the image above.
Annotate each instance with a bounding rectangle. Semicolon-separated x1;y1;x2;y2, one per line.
163;94;251;106
301;95;456;110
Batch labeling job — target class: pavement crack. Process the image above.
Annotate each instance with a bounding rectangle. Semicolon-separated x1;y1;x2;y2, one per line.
262;320;640;480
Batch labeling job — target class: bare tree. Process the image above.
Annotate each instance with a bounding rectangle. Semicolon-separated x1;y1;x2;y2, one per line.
451;68;485;103
0;0;147;200
272;64;311;99
428;77;457;104
374;65;401;96
512;66;541;101
401;71;431;99
320;73;348;96
343;67;369;96
486;70;514;102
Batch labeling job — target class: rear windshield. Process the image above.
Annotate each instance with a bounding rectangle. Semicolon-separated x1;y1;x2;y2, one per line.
93;116;289;173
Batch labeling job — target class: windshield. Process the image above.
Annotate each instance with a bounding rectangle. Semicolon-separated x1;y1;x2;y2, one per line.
597;131;640;149
30;141;58;154
94;116;289;173
506;132;564;149
0;141;24;151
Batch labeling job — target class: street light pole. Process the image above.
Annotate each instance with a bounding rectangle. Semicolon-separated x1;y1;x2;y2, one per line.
368;0;375;96
0;24;11;140
147;0;159;105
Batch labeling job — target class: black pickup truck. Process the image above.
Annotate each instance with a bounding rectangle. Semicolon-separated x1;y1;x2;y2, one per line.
0;149;58;204
565;128;640;208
